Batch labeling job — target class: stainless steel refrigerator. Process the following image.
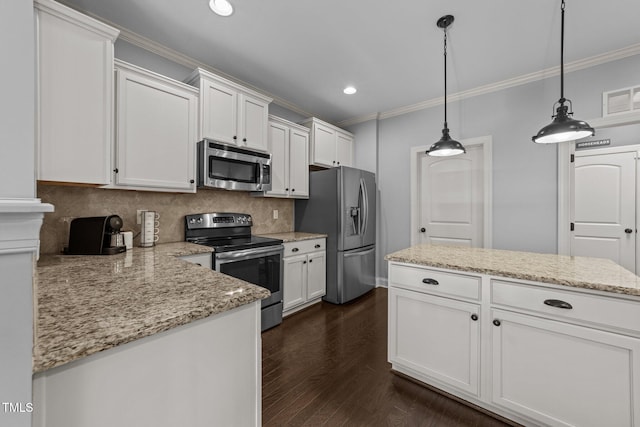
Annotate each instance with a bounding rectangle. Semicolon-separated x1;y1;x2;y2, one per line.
295;166;376;304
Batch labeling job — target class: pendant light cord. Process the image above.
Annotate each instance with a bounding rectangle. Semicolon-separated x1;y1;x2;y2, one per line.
559;0;565;103
443;28;448;129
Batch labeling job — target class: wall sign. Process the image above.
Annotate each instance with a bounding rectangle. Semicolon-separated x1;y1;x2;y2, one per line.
575;139;611;149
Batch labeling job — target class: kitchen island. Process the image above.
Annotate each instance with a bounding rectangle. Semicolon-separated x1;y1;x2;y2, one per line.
33;242;269;427
386;244;640;427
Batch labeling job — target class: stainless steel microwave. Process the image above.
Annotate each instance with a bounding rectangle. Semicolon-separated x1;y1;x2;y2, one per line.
197;139;272;191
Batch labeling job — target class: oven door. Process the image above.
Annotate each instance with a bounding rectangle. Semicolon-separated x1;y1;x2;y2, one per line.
214;245;283;308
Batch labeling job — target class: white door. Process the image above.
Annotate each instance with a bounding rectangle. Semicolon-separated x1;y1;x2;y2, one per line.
572;151;636;272
289;128;309;198
306;251;326;299
418;144;484;247
201;80;237;144
283;255;306;311
266;121;288;197
239;94;269;152
312;123;336;167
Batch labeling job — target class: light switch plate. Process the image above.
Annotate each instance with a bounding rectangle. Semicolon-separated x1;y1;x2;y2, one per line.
273;209;278;220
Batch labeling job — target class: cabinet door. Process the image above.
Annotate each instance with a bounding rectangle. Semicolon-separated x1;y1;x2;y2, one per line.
306;251;326;300
336;132;353;167
389;287;480;396
36;5;116;184
239;94;269;152
491;309;640;427
312;123;336;167
265;121;288;197
289;128;309;198
283;255;307;311
201;80;237;144
115;68;197;192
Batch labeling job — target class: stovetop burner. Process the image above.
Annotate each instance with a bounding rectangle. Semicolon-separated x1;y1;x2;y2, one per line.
188;235;283;252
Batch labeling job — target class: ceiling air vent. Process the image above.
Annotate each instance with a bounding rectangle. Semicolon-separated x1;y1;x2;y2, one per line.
602;85;640;116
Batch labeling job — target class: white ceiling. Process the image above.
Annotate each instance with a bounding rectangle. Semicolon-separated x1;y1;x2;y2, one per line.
61;0;640;124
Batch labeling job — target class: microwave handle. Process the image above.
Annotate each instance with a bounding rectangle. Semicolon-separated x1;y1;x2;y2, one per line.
259;163;265;189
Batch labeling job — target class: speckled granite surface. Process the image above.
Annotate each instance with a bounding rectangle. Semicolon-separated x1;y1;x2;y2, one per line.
257;232;327;243
34;242;270;373
386;244;640;296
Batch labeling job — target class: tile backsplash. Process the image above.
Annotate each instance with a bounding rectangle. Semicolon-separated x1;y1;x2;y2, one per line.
38;183;294;254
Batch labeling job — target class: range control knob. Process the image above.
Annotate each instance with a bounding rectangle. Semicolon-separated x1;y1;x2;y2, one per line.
196;217;203;224
189;218;195;224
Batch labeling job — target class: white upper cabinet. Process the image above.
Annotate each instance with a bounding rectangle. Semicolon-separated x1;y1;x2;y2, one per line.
301;117;354;168
35;0;119;184
263;116;309;199
112;60;198;193
187;69;272;152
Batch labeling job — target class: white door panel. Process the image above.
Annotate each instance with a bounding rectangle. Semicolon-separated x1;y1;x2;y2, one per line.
419;144;484;247
572;151;636;272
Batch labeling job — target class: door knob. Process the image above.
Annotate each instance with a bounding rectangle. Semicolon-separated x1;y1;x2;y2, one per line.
420;228;426;233
625;228;633;234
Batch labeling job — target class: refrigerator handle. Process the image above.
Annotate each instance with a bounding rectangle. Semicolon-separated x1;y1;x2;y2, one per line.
359;177;368;236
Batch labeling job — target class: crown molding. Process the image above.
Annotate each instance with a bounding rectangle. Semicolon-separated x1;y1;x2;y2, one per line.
337;113;380;128
62;5;316;120
349;42;640;125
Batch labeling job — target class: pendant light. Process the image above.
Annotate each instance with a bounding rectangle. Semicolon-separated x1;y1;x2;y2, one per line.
427;15;465;157
532;0;594;144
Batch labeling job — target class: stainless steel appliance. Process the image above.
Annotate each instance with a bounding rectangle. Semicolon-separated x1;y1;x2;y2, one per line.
185;212;283;331
295;166;376;304
65;215;127;255
197;139;272;191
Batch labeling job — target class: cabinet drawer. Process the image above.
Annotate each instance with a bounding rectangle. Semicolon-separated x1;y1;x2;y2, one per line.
283;238;325;257
389;264;480;301
491;279;640;333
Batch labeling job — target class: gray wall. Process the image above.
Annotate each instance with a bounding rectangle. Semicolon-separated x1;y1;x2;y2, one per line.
1;1;36;426
346;120;377;173
349;54;640;281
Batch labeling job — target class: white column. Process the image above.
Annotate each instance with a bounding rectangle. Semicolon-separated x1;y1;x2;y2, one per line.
0;1;53;426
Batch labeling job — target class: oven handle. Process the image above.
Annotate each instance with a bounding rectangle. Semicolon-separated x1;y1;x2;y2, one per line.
215;245;283;262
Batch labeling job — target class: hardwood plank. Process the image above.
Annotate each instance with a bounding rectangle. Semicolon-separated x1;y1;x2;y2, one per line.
262;288;513;426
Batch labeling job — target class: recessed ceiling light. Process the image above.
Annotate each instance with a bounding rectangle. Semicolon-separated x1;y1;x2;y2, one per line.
343;86;357;95
209;0;233;16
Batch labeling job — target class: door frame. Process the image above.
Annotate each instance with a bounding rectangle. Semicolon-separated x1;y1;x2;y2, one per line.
410;135;493;248
558;111;640;255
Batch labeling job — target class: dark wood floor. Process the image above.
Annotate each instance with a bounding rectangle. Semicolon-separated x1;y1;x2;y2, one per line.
262;288;512;426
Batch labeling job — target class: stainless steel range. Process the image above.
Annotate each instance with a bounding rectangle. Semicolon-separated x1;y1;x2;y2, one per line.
185;212;283;331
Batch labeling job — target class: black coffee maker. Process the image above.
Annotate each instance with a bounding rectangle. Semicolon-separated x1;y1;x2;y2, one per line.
65;215;127;255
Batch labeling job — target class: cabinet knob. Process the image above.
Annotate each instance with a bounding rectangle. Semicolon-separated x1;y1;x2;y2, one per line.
285;188;289;191
493;319;501;327
309;259;313;263
333;161;336;164
625;228;634;234
422;278;439;286
291;248;299;252
337;162;340;165
189;179;195;184
292;189;295;192
420;227;426;233
303;260;307;264
471;314;478;321
113;168;119;173
233;135;237;140
314;244;321;249
243;138;247;142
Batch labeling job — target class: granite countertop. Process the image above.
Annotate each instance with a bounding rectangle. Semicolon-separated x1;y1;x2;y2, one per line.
34;242;270;373
257;232;327;243
385;244;640;297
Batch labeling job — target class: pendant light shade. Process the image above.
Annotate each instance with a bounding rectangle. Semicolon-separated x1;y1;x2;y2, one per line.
532;0;594;144
427;15;465;157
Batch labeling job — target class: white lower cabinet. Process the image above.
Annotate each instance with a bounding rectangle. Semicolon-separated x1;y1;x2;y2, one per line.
491;308;640;427
388;261;640;427
388;287;480;396
283;238;326;315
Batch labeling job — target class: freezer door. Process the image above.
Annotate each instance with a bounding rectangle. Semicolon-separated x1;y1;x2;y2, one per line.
335;245;376;304
340;166;365;251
